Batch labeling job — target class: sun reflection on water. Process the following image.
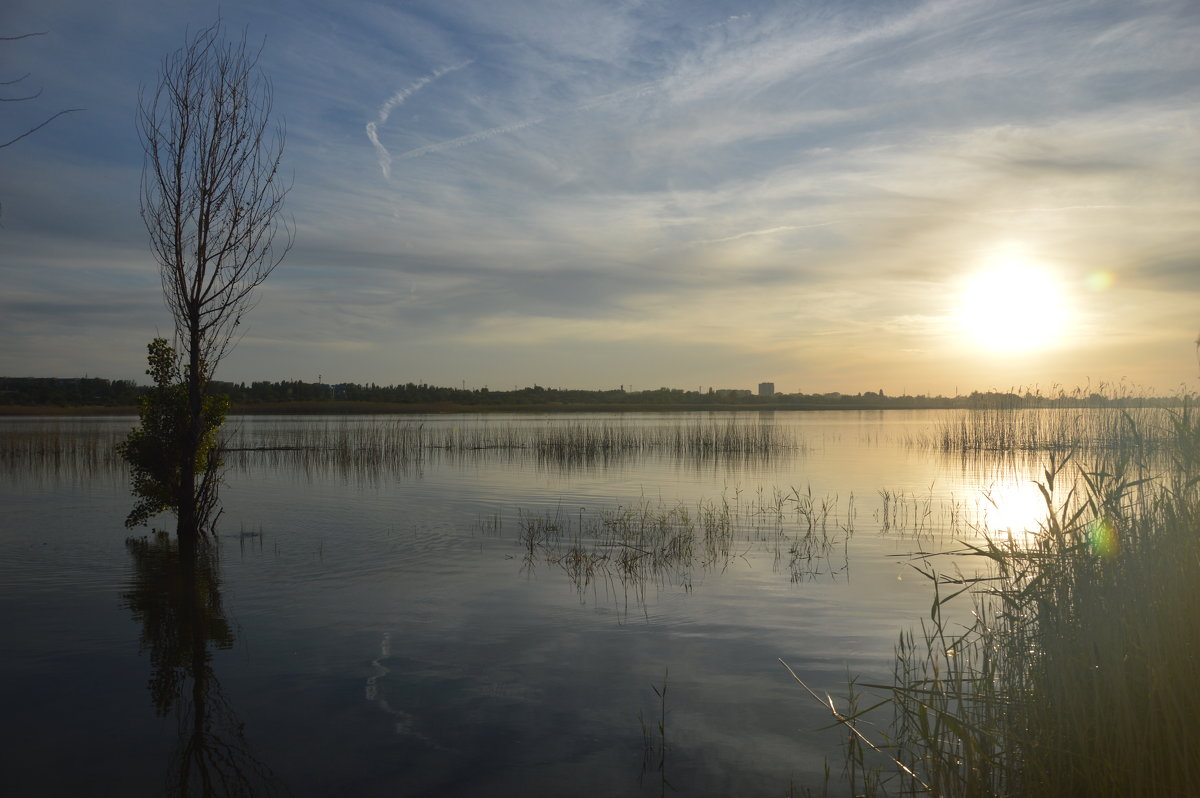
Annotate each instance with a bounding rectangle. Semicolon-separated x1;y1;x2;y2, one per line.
974;477;1052;542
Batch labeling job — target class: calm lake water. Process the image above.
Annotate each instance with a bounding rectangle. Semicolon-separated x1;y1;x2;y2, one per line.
0;411;1055;796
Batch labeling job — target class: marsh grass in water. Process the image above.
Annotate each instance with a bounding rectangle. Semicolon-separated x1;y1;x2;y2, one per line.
876;488;937;537
516;500;705;608
0;422;127;481
913;405;1176;457
225;417;800;470
792;407;1200;797
510;487;861;611
639;668;672;797
1;416;799;484
212;418;805;484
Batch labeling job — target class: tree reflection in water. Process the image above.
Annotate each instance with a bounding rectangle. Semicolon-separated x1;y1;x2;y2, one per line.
123;531;285;797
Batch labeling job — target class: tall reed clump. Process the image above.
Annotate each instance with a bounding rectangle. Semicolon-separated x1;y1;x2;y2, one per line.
924;405;1171;456
791;406;1200;797
222;417;798;476
0;423;126;480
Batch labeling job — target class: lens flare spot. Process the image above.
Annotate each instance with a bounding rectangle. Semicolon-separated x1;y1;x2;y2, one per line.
1088;517;1119;558
1085;271;1115;292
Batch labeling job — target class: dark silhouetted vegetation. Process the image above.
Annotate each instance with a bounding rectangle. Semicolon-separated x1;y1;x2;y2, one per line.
117;339;229;529
788;404;1200;796
0;376;141;407
2;376;1191;414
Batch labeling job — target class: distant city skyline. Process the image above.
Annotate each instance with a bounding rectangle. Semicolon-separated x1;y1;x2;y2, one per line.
3;1;1198;395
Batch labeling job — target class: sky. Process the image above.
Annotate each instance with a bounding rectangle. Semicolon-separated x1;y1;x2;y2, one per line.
2;0;1198;395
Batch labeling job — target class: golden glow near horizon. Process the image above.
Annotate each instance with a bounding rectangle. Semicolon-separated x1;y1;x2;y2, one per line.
957;248;1071;354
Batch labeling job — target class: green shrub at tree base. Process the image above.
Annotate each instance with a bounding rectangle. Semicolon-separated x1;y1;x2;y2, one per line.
117;338;229;529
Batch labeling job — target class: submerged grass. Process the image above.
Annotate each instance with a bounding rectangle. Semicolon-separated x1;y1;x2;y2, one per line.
513;487;857;612
639;668;672;797
793;406;1200;796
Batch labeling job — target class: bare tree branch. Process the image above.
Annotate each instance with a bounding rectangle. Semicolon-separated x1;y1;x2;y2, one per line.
0;107;82;148
1;30;83;222
139;19;292;376
0;76;38;93
2;29;82;144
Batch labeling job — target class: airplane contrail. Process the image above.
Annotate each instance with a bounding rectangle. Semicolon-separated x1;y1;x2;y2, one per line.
366;60;472;180
696;222;834;246
394;115;547;160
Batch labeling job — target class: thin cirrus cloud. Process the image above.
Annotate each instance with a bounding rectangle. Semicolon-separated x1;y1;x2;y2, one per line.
1;0;1197;392
382;79;661;163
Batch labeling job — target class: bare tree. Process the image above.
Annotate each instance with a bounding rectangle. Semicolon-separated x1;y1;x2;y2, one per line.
138;20;291;544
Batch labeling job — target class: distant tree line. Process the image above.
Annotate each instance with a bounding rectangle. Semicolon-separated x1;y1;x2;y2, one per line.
0;376;1190;411
0;376;141;406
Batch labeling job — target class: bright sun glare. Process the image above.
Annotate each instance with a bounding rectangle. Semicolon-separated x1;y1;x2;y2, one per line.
958;254;1069;353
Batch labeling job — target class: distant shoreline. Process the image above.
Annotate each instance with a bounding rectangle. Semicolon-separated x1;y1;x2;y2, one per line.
0;397;1190;416
0;400;904;416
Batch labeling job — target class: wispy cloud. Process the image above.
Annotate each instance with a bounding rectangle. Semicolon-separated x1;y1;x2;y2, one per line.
695;223;833;247
4;0;1199;392
365;60;472;179
394;80;660;161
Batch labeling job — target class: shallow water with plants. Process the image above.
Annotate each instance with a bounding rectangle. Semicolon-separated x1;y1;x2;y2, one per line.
0;409;1163;796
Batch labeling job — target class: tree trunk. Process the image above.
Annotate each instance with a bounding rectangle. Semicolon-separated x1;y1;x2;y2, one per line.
177;312;203;544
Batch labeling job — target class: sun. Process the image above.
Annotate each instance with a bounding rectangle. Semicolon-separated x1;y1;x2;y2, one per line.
956;254;1069;353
